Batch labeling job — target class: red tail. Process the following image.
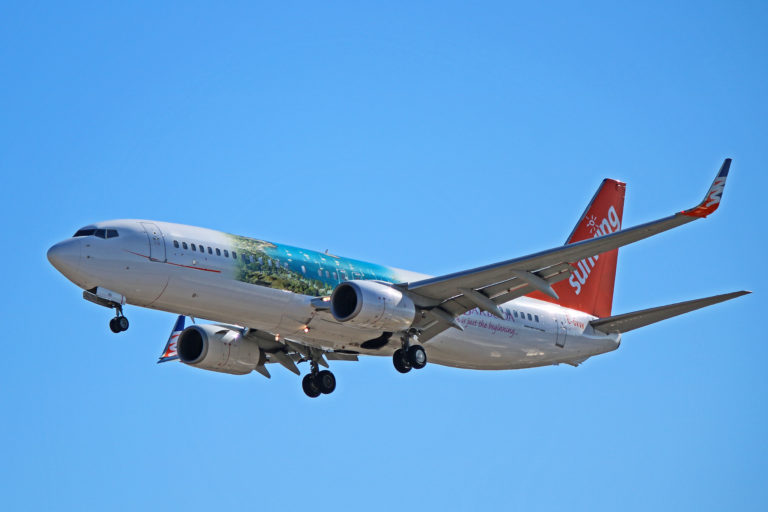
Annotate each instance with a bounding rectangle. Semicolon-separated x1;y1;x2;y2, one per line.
529;179;626;318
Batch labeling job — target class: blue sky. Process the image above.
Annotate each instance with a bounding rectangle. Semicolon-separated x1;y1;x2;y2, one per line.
1;1;766;510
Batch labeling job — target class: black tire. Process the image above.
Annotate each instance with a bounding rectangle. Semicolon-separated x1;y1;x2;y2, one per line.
117;316;129;332
302;374;321;398
407;345;427;369
393;349;412;374
316;370;336;394
109;318;121;333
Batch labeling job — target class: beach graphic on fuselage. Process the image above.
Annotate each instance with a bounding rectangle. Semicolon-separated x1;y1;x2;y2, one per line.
229;234;407;297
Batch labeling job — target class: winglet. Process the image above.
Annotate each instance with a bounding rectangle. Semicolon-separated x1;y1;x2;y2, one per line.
157;315;185;363
681;158;731;218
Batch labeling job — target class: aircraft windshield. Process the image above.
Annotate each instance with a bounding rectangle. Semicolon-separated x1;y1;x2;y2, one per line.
73;227;119;238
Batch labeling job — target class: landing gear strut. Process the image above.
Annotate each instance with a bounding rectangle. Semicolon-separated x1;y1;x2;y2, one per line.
393;330;427;373
109;306;129;333
302;359;336;398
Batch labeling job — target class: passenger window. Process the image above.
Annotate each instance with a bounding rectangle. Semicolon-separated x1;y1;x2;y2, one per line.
173;240;179;248
216;248;221;256
535;315;539;322
199;245;205;253
94;229;107;239
527;313;532;321
208;247;212;255
232;251;237;259
191;243;197;251
224;249;229;258
106;229;119;238
513;311;518;318
182;242;188;250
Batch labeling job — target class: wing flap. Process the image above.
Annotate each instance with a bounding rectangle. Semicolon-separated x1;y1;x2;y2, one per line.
326;352;359;361
590;291;750;334
412;265;572;342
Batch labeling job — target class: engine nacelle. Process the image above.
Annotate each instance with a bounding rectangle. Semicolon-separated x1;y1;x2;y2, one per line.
330;280;416;332
176;324;265;375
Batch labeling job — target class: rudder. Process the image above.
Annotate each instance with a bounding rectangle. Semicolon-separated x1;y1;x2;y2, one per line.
529;179;626;317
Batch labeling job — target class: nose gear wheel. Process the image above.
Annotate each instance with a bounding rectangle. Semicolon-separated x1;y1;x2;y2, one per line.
109;306;129;333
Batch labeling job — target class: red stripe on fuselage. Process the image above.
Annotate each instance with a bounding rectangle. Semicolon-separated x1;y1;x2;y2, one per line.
124;250;222;273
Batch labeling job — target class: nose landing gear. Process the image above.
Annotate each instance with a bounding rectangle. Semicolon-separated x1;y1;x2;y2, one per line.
109;306;130;333
393;330;427;373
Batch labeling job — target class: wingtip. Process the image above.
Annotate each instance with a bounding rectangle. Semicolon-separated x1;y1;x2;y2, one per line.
719;158;732;178
680;159;731;218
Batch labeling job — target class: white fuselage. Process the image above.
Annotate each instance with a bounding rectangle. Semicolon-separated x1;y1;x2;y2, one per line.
48;220;620;370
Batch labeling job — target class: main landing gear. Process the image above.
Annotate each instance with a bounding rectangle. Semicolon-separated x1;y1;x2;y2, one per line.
393;330;427;374
302;359;336;398
109;306;129;333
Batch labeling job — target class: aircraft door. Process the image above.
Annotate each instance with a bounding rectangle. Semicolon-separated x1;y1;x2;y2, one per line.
141;222;167;262
555;315;567;348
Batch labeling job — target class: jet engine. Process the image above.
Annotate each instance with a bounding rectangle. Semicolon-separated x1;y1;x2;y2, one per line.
176;324;265;375
330;280;416;331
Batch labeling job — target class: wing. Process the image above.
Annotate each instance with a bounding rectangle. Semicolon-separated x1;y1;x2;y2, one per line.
235;328;358;378
401;159;733;342
157;316;358;377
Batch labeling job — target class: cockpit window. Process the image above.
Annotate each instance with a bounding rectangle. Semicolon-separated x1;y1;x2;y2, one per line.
73;227;119;238
73;228;96;237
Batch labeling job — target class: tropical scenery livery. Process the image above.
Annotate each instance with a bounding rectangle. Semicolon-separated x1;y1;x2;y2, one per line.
47;160;749;397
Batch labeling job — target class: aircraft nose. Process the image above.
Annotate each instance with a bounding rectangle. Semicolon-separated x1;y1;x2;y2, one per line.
47;239;82;276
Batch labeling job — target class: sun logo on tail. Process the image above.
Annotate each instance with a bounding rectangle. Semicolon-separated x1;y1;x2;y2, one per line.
586;214;598;234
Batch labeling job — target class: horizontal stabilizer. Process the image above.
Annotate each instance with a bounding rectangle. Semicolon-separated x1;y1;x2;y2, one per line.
590;291;750;334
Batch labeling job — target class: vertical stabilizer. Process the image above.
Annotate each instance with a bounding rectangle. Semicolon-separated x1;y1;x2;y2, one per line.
529;179;626;317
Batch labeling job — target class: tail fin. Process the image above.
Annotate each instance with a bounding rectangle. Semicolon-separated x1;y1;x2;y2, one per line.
529;179;626;317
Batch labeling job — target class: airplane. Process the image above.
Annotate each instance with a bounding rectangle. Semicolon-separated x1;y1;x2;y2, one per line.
47;159;749;398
